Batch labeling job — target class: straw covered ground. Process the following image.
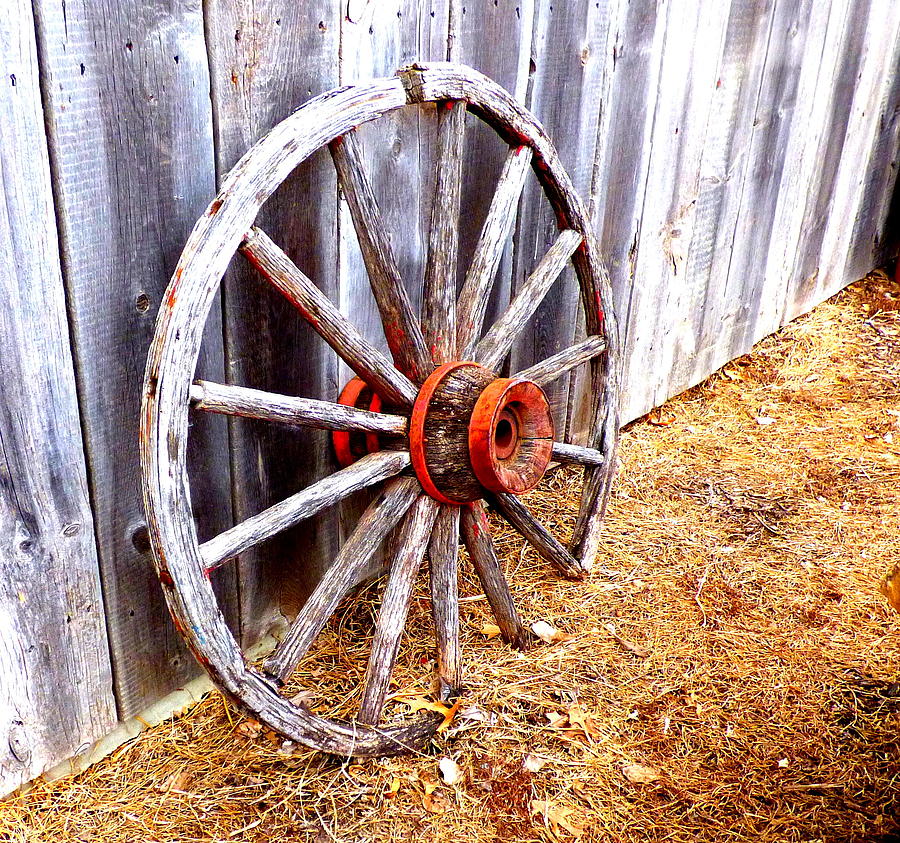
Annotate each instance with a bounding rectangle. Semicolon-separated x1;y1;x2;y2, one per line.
3;272;899;843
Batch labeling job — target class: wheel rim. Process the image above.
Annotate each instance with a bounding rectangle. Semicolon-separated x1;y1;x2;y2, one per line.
140;62;621;757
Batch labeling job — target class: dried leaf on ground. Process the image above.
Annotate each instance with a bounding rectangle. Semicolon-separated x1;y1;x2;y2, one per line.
622;763;660;784
523;754;548;772
439;757;463;786
531;799;585;839
604;623;651;658
531;621;573;644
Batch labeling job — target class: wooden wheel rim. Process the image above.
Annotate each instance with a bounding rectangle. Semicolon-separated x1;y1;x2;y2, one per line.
140;63;621;757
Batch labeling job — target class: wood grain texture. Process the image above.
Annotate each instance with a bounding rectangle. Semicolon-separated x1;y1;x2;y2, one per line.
509;0;616;433
474;229;583;372
205;0;344;644
450;0;534;336
330;131;431;382
456;144;533;357
428;505;462;699
423;100;466;365
200;451;412;572
488;493;584;580
513;335;608;387
550;442;605;468
190;381;408;435
338;0;449;385
263;476;421;683
359;495;440;724
33;0;235;716
619;0;730;414
0;0;116;795
461;502;529;648
241;227;418;407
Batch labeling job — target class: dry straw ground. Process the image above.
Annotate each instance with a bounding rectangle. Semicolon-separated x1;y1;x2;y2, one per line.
2;272;899;843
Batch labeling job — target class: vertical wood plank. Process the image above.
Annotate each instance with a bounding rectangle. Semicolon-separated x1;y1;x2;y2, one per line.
33;0;234;716
781;0;870;317
591;0;669;421
451;0;534;329
508;0;618;432
0;0;116;795
844;30;900;279
724;0;829;356
748;0;846;346
613;0;731;416
339;0;450;387
206;0;342;644
807;1;900;310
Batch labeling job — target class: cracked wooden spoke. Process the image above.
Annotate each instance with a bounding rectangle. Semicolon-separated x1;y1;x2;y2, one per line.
330;133;431;382
262;477;421;684
513;333;608;388
456;145;533;357
199;451;411;572
428;505;462;699
358;495;441;725
461;502;529;649
422;100;466;365
488;492;585;579
190;380;408;435
240;226;418;406
551;441;606;468
473;229;583;372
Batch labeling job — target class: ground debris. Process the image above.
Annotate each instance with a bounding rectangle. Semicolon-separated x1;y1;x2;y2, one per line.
3;273;898;842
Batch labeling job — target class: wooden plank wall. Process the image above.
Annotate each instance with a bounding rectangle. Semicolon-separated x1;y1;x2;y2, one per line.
32;0;236;718
0;0;116;791
2;0;899;793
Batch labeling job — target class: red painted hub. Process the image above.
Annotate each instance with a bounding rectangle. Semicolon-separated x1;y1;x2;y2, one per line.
332;377;380;467
467;377;554;495
335;365;554;502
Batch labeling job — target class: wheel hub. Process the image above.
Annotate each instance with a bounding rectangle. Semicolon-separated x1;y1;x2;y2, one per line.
332;362;553;504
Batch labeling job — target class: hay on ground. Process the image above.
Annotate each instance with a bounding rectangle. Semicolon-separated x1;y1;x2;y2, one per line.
2;272;898;843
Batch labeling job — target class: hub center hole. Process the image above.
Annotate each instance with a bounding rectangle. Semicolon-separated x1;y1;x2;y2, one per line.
493;409;519;459
495;418;514;450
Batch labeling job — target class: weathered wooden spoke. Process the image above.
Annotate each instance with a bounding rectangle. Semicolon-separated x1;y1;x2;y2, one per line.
190;380;407;435
428;505;462;699
473;229;583;372
512;333;608;388
241;226;418;406
200;451;410;572
142;63;619;760
456;145;533;358
461;502;529;649
359;495;441;725
263;476;421;684
330;133;431;382
488;492;586;580
422;100;466;365
551;441;606;468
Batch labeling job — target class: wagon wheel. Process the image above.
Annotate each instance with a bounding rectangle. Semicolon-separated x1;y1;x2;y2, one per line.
141;62;621;757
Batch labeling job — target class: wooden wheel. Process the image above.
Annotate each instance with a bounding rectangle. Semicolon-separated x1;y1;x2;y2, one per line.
140;62;621;757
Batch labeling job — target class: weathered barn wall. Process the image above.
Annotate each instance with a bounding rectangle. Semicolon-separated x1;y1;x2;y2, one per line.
1;0;899;793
